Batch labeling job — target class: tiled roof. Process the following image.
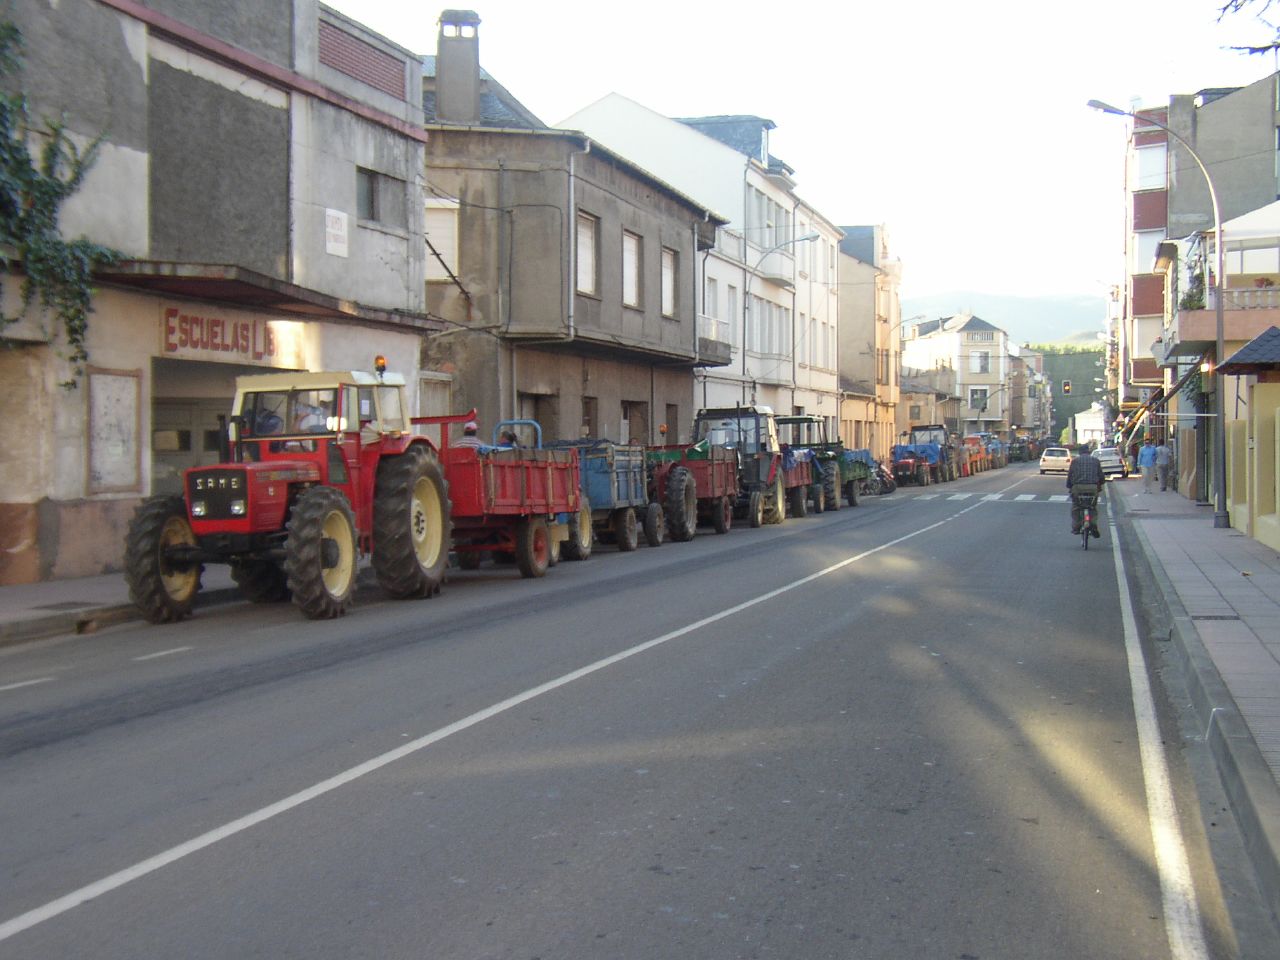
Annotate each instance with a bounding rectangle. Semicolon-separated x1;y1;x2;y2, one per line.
1219;325;1280;372
675;114;773;159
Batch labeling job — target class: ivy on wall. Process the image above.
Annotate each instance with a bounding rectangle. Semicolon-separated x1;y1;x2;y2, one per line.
1;21;119;386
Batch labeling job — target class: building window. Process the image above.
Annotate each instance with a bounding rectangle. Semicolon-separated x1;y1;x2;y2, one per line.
581;395;598;437
705;277;718;319
969;351;991;374
968;331;994;342
622;231;641;307
577;213;598;295
910;404;922;420
356;167;406;230
424;200;459;280
726;285;738;347
661;248;677;317
970;388;988;410
1135;143;1167;191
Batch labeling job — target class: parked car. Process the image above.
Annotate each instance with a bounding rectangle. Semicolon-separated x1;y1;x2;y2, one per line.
1039;446;1073;474
1094;445;1127;478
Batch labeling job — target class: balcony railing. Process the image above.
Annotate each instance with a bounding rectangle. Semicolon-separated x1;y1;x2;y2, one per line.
1207;287;1280;309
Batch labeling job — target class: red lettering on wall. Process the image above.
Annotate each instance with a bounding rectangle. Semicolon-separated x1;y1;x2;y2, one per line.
160;307;286;364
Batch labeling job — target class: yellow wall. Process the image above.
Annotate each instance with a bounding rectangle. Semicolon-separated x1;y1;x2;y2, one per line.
1252;386;1280;552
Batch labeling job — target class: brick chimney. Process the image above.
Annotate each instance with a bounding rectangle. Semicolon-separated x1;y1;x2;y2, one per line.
436;10;481;125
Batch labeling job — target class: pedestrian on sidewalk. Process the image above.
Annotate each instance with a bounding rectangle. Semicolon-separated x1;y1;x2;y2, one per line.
1155;438;1173;491
1137;436;1158;493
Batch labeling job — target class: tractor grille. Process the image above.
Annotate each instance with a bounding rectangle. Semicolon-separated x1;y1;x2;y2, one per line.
186;468;248;520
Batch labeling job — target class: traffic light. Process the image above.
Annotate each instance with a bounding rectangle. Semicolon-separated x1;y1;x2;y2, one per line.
1062;380;1072;395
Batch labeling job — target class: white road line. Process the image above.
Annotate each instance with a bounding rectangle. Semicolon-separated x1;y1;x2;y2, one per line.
981;493;1003;501
1107;509;1210;958
0;514;956;944
946;493;972;500
132;647;193;662
1015;494;1036;501
915;493;940;500
1048;495;1070;502
0;678;54;693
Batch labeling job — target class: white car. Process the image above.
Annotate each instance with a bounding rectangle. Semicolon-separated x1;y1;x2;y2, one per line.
1039;446;1073;474
1094;446;1127;478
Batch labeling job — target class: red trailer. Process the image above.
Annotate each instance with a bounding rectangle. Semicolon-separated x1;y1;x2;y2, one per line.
424;412;581;578
646;441;739;540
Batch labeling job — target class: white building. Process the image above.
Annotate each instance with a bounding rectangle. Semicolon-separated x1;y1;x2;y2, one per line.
560;95;842;431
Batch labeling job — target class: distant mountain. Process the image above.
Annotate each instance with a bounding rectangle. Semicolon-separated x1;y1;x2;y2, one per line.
900;292;1108;348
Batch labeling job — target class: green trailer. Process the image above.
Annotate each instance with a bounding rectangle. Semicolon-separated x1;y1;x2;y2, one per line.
774;415;870;508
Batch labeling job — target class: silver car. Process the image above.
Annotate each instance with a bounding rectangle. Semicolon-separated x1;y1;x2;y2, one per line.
1094;446;1127;478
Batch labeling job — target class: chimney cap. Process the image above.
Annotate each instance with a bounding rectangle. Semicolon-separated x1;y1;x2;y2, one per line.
439;9;482;27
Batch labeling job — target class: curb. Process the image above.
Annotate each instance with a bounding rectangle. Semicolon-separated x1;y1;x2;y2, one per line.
1118;492;1280;926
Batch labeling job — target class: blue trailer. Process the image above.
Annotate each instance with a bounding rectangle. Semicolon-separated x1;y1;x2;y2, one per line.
546;439;663;557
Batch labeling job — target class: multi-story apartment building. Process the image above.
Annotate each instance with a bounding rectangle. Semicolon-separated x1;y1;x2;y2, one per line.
420;14;726;445
837;226;902;459
2;0;439;584
560;96;843;434
1114;73;1279;504
901;314;1012;438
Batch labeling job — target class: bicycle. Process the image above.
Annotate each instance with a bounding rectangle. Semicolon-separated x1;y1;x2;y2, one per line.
1072;485;1100;550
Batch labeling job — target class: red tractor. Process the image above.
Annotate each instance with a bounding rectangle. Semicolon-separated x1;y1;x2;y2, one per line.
124;362;451;622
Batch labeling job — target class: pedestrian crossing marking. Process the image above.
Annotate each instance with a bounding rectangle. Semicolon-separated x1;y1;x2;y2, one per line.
947;493;972;500
1049;495;1070;502
905;492;1075;504
982;494;1003;501
916;494;940;500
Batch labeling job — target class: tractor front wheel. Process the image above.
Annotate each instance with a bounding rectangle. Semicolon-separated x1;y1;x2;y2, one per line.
373;446;451;599
515;518;551;578
643;502;665;547
665;466;697;542
762;477;785;525
749;489;765;528
286;486;357;619
125;495;203;624
823;465;840;511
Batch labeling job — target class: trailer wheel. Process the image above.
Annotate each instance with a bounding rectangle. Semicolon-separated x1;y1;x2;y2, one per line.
712;495;732;534
811;481;825;515
643;502;665;547
515;518;550;578
789;483;807;518
665;466;697;542
231;560;290;603
373;446;451;599
748;489;765;528
823;465;840;511
286;486;357;619
563;501;593;560
456;550;482;570
613;507;639;551
125;495;203;624
845;479;859;508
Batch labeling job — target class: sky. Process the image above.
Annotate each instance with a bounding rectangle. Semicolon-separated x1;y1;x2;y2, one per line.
326;0;1280;303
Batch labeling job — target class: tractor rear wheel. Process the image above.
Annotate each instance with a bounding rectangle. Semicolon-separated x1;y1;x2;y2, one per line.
665;466;697;542
286;486;357;619
515;517;550;578
763;476;785;525
125;495;203;624
373;446;451;599
823;465;840;511
643;502;665;547
613;507;639;551
563;501;593;560
712;495;732;534
231;560;289;603
748;489;765;528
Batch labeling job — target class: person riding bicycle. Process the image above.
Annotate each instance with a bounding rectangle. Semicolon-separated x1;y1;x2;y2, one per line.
1066;443;1105;538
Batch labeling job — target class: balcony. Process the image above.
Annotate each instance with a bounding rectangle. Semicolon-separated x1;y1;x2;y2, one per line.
1163;282;1280;360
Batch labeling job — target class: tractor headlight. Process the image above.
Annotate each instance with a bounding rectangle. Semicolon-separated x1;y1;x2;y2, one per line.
230;499;246;516
191;501;207;517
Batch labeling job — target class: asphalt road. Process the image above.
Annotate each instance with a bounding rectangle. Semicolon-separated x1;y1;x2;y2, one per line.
0;464;1241;958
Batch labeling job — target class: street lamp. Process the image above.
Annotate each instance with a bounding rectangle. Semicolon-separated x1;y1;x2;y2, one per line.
1088;99;1229;528
742;231;822;388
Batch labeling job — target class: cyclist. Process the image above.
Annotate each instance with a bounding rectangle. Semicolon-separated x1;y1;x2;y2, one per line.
1065;443;1105;538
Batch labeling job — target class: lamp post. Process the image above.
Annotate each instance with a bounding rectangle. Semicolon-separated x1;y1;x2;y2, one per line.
741;231;822;398
1088;99;1228;528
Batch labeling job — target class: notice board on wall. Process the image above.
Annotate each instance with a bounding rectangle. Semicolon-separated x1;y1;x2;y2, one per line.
88;367;141;494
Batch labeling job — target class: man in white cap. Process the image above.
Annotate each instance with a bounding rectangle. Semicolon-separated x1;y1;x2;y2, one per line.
455;420;484;449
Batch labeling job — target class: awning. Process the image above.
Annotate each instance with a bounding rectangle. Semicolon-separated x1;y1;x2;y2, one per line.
1118;358;1204;444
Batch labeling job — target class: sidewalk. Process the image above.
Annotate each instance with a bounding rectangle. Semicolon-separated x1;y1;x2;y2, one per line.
0;482;1277;921
1108;476;1280;927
